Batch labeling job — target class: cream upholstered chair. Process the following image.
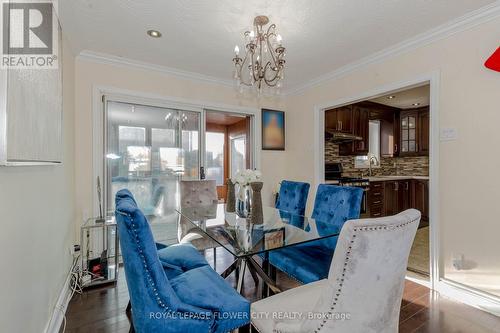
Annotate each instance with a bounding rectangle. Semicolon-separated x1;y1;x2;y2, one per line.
251;209;420;333
178;180;221;264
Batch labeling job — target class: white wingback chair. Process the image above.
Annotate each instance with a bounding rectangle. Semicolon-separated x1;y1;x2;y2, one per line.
251;209;421;333
177;180;221;264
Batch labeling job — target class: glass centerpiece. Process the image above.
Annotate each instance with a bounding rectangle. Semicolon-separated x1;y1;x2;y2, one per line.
232;169;262;217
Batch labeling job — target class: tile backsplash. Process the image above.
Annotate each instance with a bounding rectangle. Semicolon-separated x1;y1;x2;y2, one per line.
325;141;429;177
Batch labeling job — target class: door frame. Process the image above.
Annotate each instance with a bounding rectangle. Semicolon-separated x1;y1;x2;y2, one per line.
204;109;254;200
92;85;261;217
313;72;440;290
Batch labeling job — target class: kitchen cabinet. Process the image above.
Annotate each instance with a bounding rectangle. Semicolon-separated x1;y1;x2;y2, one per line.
351;105;369;155
412;179;429;223
398;180;411;212
368;181;385;218
418;110;430;155
369;178;428;223
383;181;399;216
325;106;352;133
338;105;369;156
400;110;419;155
399;107;429;156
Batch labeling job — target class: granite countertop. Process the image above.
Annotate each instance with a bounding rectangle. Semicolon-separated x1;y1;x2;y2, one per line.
324;176;429;184
367;175;429;181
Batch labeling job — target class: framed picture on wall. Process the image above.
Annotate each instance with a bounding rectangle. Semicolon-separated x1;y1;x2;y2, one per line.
262;109;285;150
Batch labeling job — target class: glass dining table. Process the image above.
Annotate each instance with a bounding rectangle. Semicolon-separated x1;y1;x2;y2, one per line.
176;204;342;295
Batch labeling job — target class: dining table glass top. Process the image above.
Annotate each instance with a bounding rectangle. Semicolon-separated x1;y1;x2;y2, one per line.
176;204;342;258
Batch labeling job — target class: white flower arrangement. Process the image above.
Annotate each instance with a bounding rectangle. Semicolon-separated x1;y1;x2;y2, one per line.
232;169;262;186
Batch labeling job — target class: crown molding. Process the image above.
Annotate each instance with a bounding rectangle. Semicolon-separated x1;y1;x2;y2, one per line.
284;1;500;96
76;2;500;97
77;50;235;88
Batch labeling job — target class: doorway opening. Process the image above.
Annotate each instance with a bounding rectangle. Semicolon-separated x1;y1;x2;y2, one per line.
205;111;252;201
322;83;432;285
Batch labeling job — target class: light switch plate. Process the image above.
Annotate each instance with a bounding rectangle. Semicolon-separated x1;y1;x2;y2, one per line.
440;127;458;141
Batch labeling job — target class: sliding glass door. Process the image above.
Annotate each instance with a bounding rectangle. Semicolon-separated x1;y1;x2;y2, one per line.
105;101;200;223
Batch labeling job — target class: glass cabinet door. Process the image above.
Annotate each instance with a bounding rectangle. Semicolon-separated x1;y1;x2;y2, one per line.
401;113;417;154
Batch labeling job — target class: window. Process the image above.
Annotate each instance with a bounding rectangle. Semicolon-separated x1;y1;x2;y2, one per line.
355;120;381;168
205;132;225;186
230;135;246;177
105;101;200;216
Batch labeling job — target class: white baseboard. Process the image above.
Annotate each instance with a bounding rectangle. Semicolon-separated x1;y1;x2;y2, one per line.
437;279;500;317
44;270;73;333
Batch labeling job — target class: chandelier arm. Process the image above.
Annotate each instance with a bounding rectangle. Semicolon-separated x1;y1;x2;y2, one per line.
263;61;280;85
266;36;279;67
233;17;285;91
250;47;260;83
238;51;253;86
266;25;279;64
265;24;279;67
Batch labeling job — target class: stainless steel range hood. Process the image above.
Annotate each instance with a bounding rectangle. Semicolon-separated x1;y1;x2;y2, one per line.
325;129;363;143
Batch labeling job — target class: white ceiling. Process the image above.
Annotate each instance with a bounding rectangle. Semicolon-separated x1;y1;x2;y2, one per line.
60;0;496;90
370;85;430;109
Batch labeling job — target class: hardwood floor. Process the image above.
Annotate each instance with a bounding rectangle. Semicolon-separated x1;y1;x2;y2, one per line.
65;248;500;333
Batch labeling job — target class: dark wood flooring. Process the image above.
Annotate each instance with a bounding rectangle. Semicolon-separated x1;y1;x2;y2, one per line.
65;249;500;332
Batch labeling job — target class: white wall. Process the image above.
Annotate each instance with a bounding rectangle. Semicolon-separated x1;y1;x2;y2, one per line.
73;16;500;299
74;58;286;235
0;38;76;332
284;16;500;297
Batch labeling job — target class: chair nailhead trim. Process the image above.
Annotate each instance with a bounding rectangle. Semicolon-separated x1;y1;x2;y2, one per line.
129;218;170;311
313;217;420;332
122;215;214;322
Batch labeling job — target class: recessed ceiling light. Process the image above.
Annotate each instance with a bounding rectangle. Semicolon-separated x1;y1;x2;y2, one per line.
412;102;421;106
147;29;162;38
387;95;396;99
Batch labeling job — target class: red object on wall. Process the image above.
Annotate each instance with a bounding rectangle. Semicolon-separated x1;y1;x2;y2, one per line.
485;47;500;72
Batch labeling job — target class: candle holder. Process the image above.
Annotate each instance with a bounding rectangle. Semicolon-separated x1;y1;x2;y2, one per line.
250;182;263;224
226;178;236;212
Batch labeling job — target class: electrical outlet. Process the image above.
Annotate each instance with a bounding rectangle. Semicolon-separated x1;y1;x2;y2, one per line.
70;244;81;257
440;127;458;141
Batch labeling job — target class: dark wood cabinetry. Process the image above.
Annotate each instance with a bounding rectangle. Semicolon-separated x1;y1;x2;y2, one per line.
326;104;369;156
325;102;428;157
418;110;430;155
383;181;399;216
325;106;352;133
399;107;429;156
412;179;429;222
398;180;411;212
365;101;400;157
352;105;369;155
369;178;428;225
368;181;385;218
338;105;370;156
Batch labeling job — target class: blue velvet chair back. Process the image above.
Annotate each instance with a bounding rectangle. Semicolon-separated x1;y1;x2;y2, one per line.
275;180;310;216
115;189;214;332
311;185;363;251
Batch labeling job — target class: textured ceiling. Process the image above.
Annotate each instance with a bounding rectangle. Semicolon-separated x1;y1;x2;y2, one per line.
60;0;496;90
370;85;430;109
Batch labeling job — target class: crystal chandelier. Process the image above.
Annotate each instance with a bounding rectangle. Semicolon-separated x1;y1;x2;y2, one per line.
232;15;286;92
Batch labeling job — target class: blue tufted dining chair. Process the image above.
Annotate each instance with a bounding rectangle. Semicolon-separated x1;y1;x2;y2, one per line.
268;185;363;284
275;180;310;216
115;189;250;333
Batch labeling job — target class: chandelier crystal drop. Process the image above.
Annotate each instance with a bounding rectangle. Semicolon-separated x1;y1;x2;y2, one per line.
232;15;286;92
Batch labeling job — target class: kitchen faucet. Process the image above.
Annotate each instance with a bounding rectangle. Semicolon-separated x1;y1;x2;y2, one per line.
369;155;379;177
